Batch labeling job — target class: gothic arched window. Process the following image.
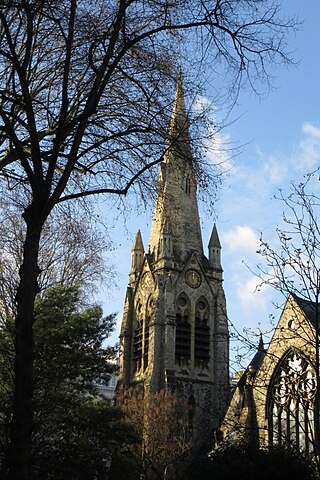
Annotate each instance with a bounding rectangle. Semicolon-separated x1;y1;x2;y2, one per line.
268;350;316;453
175;294;191;363
133;317;143;372
195;298;210;366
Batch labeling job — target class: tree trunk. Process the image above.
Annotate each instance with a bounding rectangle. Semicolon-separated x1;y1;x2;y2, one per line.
8;203;42;480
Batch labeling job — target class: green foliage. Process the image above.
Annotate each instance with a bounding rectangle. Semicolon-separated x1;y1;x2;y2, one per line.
33;284;115;396
0;285;137;479
188;444;318;480
33;397;137;480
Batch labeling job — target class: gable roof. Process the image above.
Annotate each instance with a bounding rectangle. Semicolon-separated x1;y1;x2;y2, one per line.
292;293;319;326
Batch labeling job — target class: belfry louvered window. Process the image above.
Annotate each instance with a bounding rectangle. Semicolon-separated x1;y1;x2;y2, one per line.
133;302;143;371
268;351;316;454
195;299;210;364
144;297;153;371
175;295;191;361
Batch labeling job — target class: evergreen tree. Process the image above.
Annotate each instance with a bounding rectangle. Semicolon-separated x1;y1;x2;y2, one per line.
0;285;136;479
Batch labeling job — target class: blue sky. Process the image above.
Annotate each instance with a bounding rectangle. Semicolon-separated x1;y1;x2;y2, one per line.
102;1;320;371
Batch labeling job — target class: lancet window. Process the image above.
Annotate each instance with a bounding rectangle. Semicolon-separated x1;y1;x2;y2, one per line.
175;294;191;361
133;302;143;372
195;299;210;365
185;175;191;195
268;350;316;453
133;298;153;373
144;297;154;371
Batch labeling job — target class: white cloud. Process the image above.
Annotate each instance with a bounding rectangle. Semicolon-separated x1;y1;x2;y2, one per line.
226;151;286;202
227;122;320;199
302;122;320;138
294;122;320;170
236;276;270;310
262;154;288;184
222;225;259;253
192;94;211;114
207;130;233;171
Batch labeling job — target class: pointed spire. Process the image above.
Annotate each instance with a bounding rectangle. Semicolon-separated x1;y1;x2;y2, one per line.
132;229;144;252
173;67;184;112
165;70;191;163
208;224;221;269
148;72;203;262
258;333;264;351
248;334;266;374
169;70;188;129
209;223;221;248
131;230;144;274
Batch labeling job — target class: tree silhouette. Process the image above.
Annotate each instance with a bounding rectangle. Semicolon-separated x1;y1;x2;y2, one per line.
0;1;296;477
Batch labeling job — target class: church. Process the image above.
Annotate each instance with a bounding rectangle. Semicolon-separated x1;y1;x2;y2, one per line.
117;76;230;448
117;75;319;456
220;292;318;453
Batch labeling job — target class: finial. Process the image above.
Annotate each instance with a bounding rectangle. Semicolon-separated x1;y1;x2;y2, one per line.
208;224;221;269
130;230;144;275
132;230;144;252
209;224;221;249
258;333;264;351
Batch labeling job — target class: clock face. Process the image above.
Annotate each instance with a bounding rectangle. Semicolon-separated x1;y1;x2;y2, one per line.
185;269;201;288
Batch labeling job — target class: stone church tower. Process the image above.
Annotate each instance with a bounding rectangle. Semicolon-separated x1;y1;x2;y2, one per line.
118;76;229;448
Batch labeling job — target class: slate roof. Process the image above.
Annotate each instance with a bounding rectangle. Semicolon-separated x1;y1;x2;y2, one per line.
292;293;319;327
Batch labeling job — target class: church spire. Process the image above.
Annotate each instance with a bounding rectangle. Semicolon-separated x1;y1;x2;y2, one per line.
166;69;191;154
148;73;203;262
130;230;144;284
208;224;222;269
118;71;229;448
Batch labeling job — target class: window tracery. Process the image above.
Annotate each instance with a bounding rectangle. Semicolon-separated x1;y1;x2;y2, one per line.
268;350;316;453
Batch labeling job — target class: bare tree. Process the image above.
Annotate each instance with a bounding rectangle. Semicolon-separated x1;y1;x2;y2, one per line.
218;172;320;475
118;387;191;480
252;170;320;467
0;197;110;320
0;1;296;478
